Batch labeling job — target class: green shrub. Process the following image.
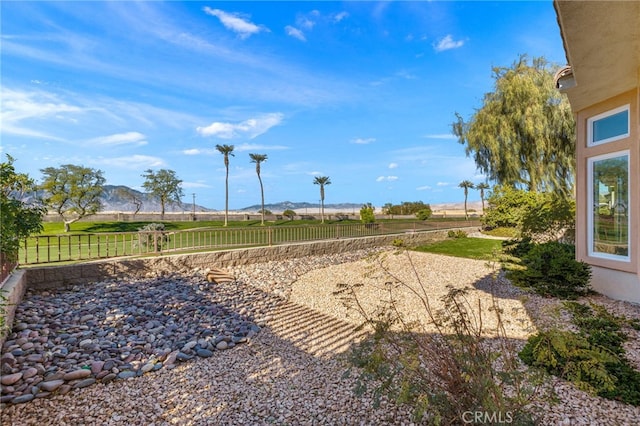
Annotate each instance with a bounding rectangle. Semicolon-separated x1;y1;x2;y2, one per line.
282;209;296;220
137;222;169;251
483;185;575;242
360;203;375;224
521;193;575;243
483;185;539;230
447;229;467;239
508;242;591;299
415;208;432;221
519;329;618;395
521;302;640;405
502;237;534;259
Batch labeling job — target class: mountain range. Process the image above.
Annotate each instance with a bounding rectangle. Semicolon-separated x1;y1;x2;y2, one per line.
99;185;363;213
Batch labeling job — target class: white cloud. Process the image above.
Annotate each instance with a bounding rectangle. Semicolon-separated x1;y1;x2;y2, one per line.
388;162;398;169
93;155;166;169
376;175;398;182
196;113;284;139
0;87;83;140
285;26;306;41
424;133;457;140
89;131;147;146
203;7;267;39
297;16;316;30
333;11;349;22
437;182;450;186
182;181;211;189
351;137;376;145
183;148;203;155
416;185;432;191
434;35;465;52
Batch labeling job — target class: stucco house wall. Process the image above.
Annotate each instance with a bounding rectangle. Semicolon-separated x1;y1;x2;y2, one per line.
555;1;640;304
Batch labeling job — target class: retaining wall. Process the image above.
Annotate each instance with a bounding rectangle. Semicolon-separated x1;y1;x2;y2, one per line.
24;228;466;290
0;227;474;344
0;270;27;347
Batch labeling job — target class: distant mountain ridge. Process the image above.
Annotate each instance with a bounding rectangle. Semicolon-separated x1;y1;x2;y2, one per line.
238;201;363;213
37;185;473;214
99;185;210;213
98;186;363;213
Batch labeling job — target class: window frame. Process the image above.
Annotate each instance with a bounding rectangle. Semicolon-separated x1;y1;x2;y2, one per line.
587;150;631;262
587;104;630;146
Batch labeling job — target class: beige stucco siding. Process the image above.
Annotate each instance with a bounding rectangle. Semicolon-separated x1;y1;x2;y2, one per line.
574;89;640;303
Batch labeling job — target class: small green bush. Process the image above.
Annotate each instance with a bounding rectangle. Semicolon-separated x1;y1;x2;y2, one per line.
447;229;467;239
360;204;375;224
508;242;591;299
415;207;432;221
521;302;640;405
519;329;619;395
282;209;296;220
502;237;534;259
138;222;168;251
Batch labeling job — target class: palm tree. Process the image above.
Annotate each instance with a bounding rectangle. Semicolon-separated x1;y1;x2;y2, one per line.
249;153;268;225
216;144;235;226
459;180;475;220
313;176;331;223
476;182;490;215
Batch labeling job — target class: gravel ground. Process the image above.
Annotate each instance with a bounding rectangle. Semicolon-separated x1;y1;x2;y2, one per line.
2;248;640;425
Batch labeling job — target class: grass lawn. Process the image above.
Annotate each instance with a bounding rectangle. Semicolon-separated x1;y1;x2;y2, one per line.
39;217;475;235
39;219;364;235
413;237;504;261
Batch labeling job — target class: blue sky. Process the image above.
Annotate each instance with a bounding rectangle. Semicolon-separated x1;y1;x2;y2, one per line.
1;1;566;210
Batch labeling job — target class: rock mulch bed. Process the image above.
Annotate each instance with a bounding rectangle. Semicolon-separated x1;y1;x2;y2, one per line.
1;248;640;425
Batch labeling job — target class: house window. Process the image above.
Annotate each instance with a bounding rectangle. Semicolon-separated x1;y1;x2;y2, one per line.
588;105;630;146
588;151;630;261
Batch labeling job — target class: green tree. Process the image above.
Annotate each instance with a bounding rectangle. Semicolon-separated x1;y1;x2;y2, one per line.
1;155;45;261
459;180;475;219
216;144;235;226
313;176;331;224
39;164;105;232
360;202;375;224
381;202;394;217
141;169;183;220
476;182;490;214
453;55;575;195
282;209;296;220
415;206;432;221
483;185;540;230
249;153;268;226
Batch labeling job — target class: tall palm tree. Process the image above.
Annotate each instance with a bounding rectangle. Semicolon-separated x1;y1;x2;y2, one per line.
313;176;331;223
216;144;235;226
476;182;490;215
459;180;475;220
249;153;268;225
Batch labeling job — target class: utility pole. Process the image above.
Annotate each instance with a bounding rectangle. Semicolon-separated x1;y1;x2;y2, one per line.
192;193;196;220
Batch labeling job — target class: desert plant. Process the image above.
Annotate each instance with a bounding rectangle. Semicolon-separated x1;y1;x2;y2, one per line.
137;223;169;252
508;242;591;299
520;302;640;405
335;249;547;424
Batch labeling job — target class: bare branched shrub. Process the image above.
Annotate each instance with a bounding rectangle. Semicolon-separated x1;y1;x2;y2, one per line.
335;247;550;425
